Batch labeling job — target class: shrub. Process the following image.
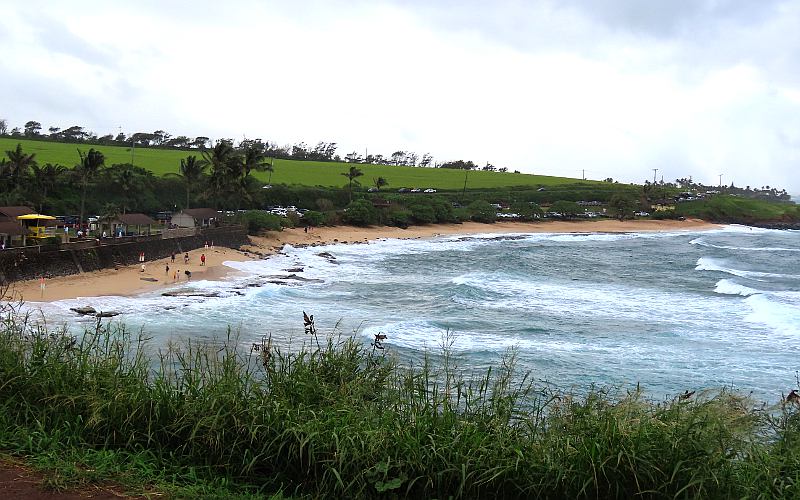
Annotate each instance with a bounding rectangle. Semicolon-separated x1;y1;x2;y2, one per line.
387;209;412;228
342;199;378;226
303;210;325;227
236;211;282;234
467;200;497;223
550;200;581;218
511;202;543;221
409;202;436;224
651;209;678;220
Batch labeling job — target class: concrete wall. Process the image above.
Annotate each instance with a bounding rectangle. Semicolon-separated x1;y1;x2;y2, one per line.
0;226;249;284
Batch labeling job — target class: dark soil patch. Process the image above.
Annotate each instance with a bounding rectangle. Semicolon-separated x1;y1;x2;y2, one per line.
0;461;138;499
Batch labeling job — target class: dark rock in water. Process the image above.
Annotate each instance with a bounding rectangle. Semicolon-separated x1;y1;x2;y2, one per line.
161;291;221;298
267;280;297;286
752;222;800;230
163;306;176;310
264;273;323;283
70;306;96;315
95;311;120;318
316;251;337;263
140;277;158;282
284;267;304;273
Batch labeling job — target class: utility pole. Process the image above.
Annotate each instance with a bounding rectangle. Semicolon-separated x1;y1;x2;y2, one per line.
460;169;469;206
582;169;586;180
652;168;658;184
718;174;723;187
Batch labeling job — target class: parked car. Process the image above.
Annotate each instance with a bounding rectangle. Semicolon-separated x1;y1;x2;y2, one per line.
398;188;410;193
410;188;421;193
424;188;437;193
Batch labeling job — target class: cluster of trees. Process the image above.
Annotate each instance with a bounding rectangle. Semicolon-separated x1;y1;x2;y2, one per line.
643;177;791;202
438;159;509;172
1;118;505;174
0;142;283;220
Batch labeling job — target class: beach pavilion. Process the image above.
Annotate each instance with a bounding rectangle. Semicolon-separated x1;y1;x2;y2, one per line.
16;214;59;245
171;208;218;229
106;213;158;236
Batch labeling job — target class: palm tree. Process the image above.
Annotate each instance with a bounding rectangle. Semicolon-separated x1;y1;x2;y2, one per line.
341;166;364;203
99;202;121;237
30;163;66;213
264;158;275;185
373;176;388;191
5;143;36;189
110;164;136;214
174;155;208;209
76;148;105;225
202;140;237;208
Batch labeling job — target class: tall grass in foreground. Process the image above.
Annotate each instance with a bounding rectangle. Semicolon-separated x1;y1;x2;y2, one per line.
1;307;800;498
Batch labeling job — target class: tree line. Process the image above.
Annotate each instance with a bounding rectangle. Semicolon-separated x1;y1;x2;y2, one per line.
0;118;505;172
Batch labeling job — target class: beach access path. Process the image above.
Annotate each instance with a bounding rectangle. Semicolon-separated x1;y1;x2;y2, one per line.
5;218;718;303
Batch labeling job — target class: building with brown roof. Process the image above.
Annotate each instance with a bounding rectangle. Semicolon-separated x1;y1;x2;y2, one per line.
171;208;218;228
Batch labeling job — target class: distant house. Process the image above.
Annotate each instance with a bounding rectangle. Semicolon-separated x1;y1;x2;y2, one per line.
371;198;390;209
0;206;35;247
171;208;218;229
0;217;25;248
110;213;158;236
0;206;35;219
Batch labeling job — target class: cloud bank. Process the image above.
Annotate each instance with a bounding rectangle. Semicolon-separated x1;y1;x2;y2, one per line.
1;0;798;191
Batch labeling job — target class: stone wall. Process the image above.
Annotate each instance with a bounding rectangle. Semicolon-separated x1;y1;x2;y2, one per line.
0;227;249;284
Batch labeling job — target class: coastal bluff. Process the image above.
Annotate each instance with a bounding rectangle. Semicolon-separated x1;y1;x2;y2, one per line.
0;226;249;284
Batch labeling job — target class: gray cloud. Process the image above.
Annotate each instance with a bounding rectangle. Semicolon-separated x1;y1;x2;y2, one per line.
22;12;117;69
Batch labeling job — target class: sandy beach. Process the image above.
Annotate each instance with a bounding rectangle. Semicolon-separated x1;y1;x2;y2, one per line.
5;218;718;303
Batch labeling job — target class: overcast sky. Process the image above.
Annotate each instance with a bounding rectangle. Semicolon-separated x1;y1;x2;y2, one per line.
1;0;798;192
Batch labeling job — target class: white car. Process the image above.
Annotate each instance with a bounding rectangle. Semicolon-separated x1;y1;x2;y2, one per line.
424;188;437;193
410;188;421;193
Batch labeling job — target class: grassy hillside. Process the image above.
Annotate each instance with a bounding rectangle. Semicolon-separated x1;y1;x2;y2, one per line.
676;195;800;223
0;137;592;190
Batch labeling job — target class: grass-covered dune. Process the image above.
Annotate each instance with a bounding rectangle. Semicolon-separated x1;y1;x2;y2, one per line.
1;310;799;498
0;137;592;190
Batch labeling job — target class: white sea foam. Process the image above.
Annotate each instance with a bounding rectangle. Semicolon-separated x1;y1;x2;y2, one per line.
690;238;800;253
361;321;647;355
744;294;800;335
714;279;760;296
695;257;798;280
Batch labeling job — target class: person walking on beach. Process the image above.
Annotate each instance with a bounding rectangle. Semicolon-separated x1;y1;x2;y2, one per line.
184;252;189;264
165;263;170;275
184;270;192;281
171;252;175;263
200;253;206;266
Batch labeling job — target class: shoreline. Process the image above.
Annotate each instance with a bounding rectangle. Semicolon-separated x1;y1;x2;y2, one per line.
4;218;719;303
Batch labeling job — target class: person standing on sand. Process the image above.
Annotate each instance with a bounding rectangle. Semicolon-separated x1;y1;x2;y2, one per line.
171;252;175;263
200;253;206;266
184;252;189;264
166;263;170;275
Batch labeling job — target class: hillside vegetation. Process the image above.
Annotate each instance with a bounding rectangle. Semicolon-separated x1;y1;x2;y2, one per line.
0;137;591;190
676;195;800;223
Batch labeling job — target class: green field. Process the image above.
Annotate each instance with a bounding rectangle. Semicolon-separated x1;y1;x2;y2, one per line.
0;137;592;190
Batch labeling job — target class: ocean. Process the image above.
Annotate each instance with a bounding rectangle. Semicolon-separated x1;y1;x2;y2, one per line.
24;225;800;402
